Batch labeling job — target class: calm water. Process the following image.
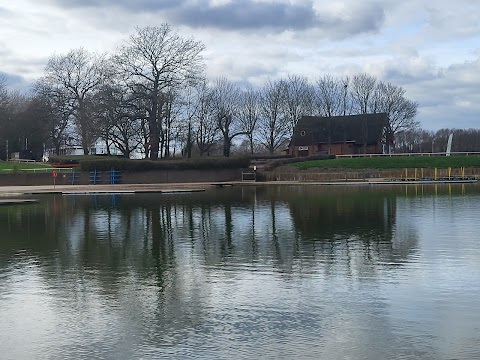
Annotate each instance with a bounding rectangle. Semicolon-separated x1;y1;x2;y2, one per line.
1;184;480;360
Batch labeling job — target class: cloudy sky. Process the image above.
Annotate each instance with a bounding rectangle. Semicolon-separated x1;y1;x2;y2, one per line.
0;0;479;130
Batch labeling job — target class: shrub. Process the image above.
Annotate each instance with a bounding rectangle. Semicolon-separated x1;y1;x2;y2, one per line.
78;156;250;172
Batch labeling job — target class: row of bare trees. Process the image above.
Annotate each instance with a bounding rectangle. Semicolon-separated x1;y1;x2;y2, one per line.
1;24;422;160
396;128;480;153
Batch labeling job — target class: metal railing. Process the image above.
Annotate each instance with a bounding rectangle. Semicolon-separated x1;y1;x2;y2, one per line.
336;152;480;158
0;167;76;173
7;159;37;163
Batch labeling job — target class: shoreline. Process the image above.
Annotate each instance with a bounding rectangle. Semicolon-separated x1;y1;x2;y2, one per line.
0;179;477;197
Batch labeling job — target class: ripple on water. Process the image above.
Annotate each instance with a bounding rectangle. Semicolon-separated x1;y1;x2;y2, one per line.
1;190;480;359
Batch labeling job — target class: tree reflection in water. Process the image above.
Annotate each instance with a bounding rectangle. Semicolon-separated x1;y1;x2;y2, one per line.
1;183;479;359
3;184;479;277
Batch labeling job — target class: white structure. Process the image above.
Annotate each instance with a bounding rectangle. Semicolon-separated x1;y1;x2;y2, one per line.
446;133;453;156
44;139;124;160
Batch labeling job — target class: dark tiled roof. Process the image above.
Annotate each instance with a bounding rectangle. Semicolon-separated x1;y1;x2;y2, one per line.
291;113;388;146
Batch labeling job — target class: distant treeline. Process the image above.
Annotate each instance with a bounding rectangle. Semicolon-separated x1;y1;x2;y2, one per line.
0;23;425;161
395;128;480;153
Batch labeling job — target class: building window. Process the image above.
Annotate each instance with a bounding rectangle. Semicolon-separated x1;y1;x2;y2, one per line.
300;130;306;136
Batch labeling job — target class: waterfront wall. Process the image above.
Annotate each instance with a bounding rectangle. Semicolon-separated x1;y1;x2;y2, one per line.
0;168;242;186
263;167;480;182
1;167;478;186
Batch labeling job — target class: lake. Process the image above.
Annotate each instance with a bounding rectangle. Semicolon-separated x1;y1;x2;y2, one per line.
1;184;479;359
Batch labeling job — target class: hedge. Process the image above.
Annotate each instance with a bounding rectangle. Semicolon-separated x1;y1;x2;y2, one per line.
50;156;250;172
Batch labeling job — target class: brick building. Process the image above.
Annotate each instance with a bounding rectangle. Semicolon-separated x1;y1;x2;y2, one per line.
288;113;391;157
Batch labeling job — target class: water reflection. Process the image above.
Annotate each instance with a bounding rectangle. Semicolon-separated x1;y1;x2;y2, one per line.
0;184;479;359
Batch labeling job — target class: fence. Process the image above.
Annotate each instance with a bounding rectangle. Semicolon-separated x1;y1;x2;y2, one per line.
242;171;256;182
263;167;480;182
7;159;36;163
0;167;78;174
337;152;480;158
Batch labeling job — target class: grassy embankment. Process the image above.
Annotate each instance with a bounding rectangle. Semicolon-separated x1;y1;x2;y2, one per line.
290;156;480;170
0;156;250;172
0;161;52;171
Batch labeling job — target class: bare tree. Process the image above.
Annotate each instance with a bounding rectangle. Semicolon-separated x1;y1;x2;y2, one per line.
171;79;212;158
43;48;110;154
174;84;197;158
314;75;346;117
341;76;350;116
451;129;480;152
0;91;33;157
284;74;314;133
211;77;247;157
420;128;480;153
92;83;143;158
0;80;22;159
0;79;8;159
111;115;143;158
33;83;73;156
140;117;150;158
238;86;260;154
372;81;419;136
351;73;377;114
191;80;218;156
0;75;7;108
115;24;205;160
0;90;53;160
159;88;185;158
257;79;290;154
91;84;116;155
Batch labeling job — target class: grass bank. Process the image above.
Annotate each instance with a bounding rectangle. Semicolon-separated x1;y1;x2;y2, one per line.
291;156;480;170
2;156;251;173
0;161;52;171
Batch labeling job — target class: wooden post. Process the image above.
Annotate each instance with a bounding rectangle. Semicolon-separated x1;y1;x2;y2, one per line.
52;171;57;189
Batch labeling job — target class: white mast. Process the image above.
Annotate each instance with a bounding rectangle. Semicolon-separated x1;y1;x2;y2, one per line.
446;133;453;156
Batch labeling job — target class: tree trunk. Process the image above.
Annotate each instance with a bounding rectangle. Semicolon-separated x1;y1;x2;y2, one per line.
269;130;274;155
186;121;192;158
78;99;90;155
223;133;231;157
149;94;159;160
81;121;89;155
104;138;111;156
55;142;61;157
149;122;159;160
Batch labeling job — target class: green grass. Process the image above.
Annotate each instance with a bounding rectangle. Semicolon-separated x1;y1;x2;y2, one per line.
0;161;52;172
292;156;480;170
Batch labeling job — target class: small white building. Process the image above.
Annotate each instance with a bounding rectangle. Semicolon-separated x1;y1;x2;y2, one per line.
44;139;124;160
